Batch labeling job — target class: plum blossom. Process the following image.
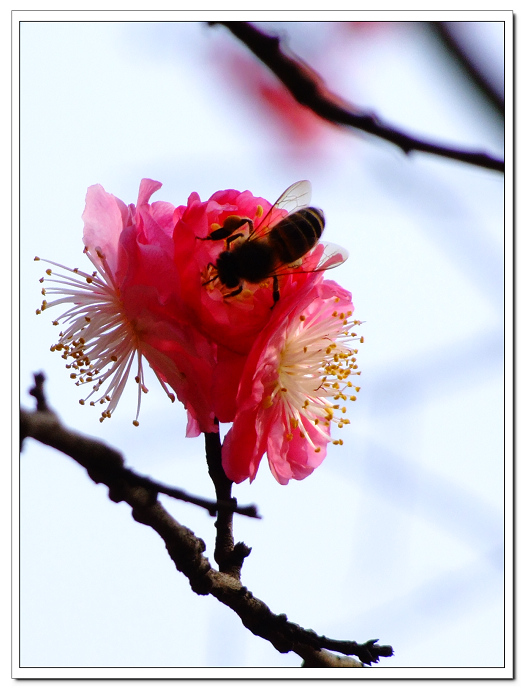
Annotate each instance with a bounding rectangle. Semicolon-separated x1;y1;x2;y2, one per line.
36;178;362;485
37;179;218;434
222;279;363;485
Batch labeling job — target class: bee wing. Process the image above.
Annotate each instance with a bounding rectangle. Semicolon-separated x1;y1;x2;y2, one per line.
274;242;348;276
273;180;312;214
312;242;349;272
248;180;312;240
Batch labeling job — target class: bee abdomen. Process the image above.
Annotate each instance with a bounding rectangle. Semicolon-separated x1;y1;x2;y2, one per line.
269;207;325;264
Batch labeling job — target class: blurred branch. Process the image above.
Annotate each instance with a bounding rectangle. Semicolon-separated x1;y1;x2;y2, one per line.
210;21;504;173
431;22;504;117
20;373;393;667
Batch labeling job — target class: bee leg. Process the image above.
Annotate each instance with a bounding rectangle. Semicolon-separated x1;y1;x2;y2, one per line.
202;263;219;287
225;232;245;250
224;285;244;299
198;218;253;242
271;276;280;308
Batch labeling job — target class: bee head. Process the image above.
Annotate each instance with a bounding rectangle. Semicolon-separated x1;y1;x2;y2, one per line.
216;250;240;289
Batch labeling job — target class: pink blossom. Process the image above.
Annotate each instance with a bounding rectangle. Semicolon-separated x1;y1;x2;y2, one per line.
37;179;218;433
222;279;363;485
37;179;361;482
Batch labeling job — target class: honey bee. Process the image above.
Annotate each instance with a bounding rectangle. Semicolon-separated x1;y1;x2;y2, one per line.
200;180;348;306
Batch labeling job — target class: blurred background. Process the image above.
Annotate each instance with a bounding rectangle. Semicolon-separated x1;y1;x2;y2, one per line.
18;18;508;671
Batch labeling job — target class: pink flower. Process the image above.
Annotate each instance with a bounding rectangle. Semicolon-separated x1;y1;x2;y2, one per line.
36;179;362;483
37;179;218;433
222;279;363;485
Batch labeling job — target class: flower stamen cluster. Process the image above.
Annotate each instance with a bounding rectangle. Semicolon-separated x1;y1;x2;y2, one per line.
274;302;362;452
35;253;167;426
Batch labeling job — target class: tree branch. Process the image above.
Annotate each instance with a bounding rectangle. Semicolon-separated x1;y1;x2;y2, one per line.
20;373;394;667
205;428;252;578
210;21;504;173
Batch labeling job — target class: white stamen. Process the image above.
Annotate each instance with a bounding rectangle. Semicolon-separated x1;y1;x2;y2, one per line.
36;250;171;425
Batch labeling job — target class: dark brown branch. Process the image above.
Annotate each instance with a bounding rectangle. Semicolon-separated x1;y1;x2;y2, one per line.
20;374;393;667
205;428;252;578
210;21;504;173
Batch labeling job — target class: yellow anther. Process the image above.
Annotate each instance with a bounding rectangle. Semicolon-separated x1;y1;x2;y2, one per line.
262;395;274;409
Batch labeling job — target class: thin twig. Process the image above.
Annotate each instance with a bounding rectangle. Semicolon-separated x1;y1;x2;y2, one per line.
205;428;252;577
210;21;504;173
431;21;504;117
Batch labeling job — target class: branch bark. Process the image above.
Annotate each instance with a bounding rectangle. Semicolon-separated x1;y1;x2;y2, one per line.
20;374;394;668
205;428;252;578
21;384;259;520
210;21;504;173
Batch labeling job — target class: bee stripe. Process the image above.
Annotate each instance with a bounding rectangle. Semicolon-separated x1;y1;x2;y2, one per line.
269;207;325;264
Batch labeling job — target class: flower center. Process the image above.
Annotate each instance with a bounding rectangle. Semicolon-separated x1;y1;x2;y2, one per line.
265;299;363;450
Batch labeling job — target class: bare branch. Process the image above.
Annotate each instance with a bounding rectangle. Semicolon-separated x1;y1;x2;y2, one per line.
210;21;504;173
205;428;252;578
20;373;394;667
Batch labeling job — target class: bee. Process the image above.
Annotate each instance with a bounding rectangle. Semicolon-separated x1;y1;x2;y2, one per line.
200;180;348;306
